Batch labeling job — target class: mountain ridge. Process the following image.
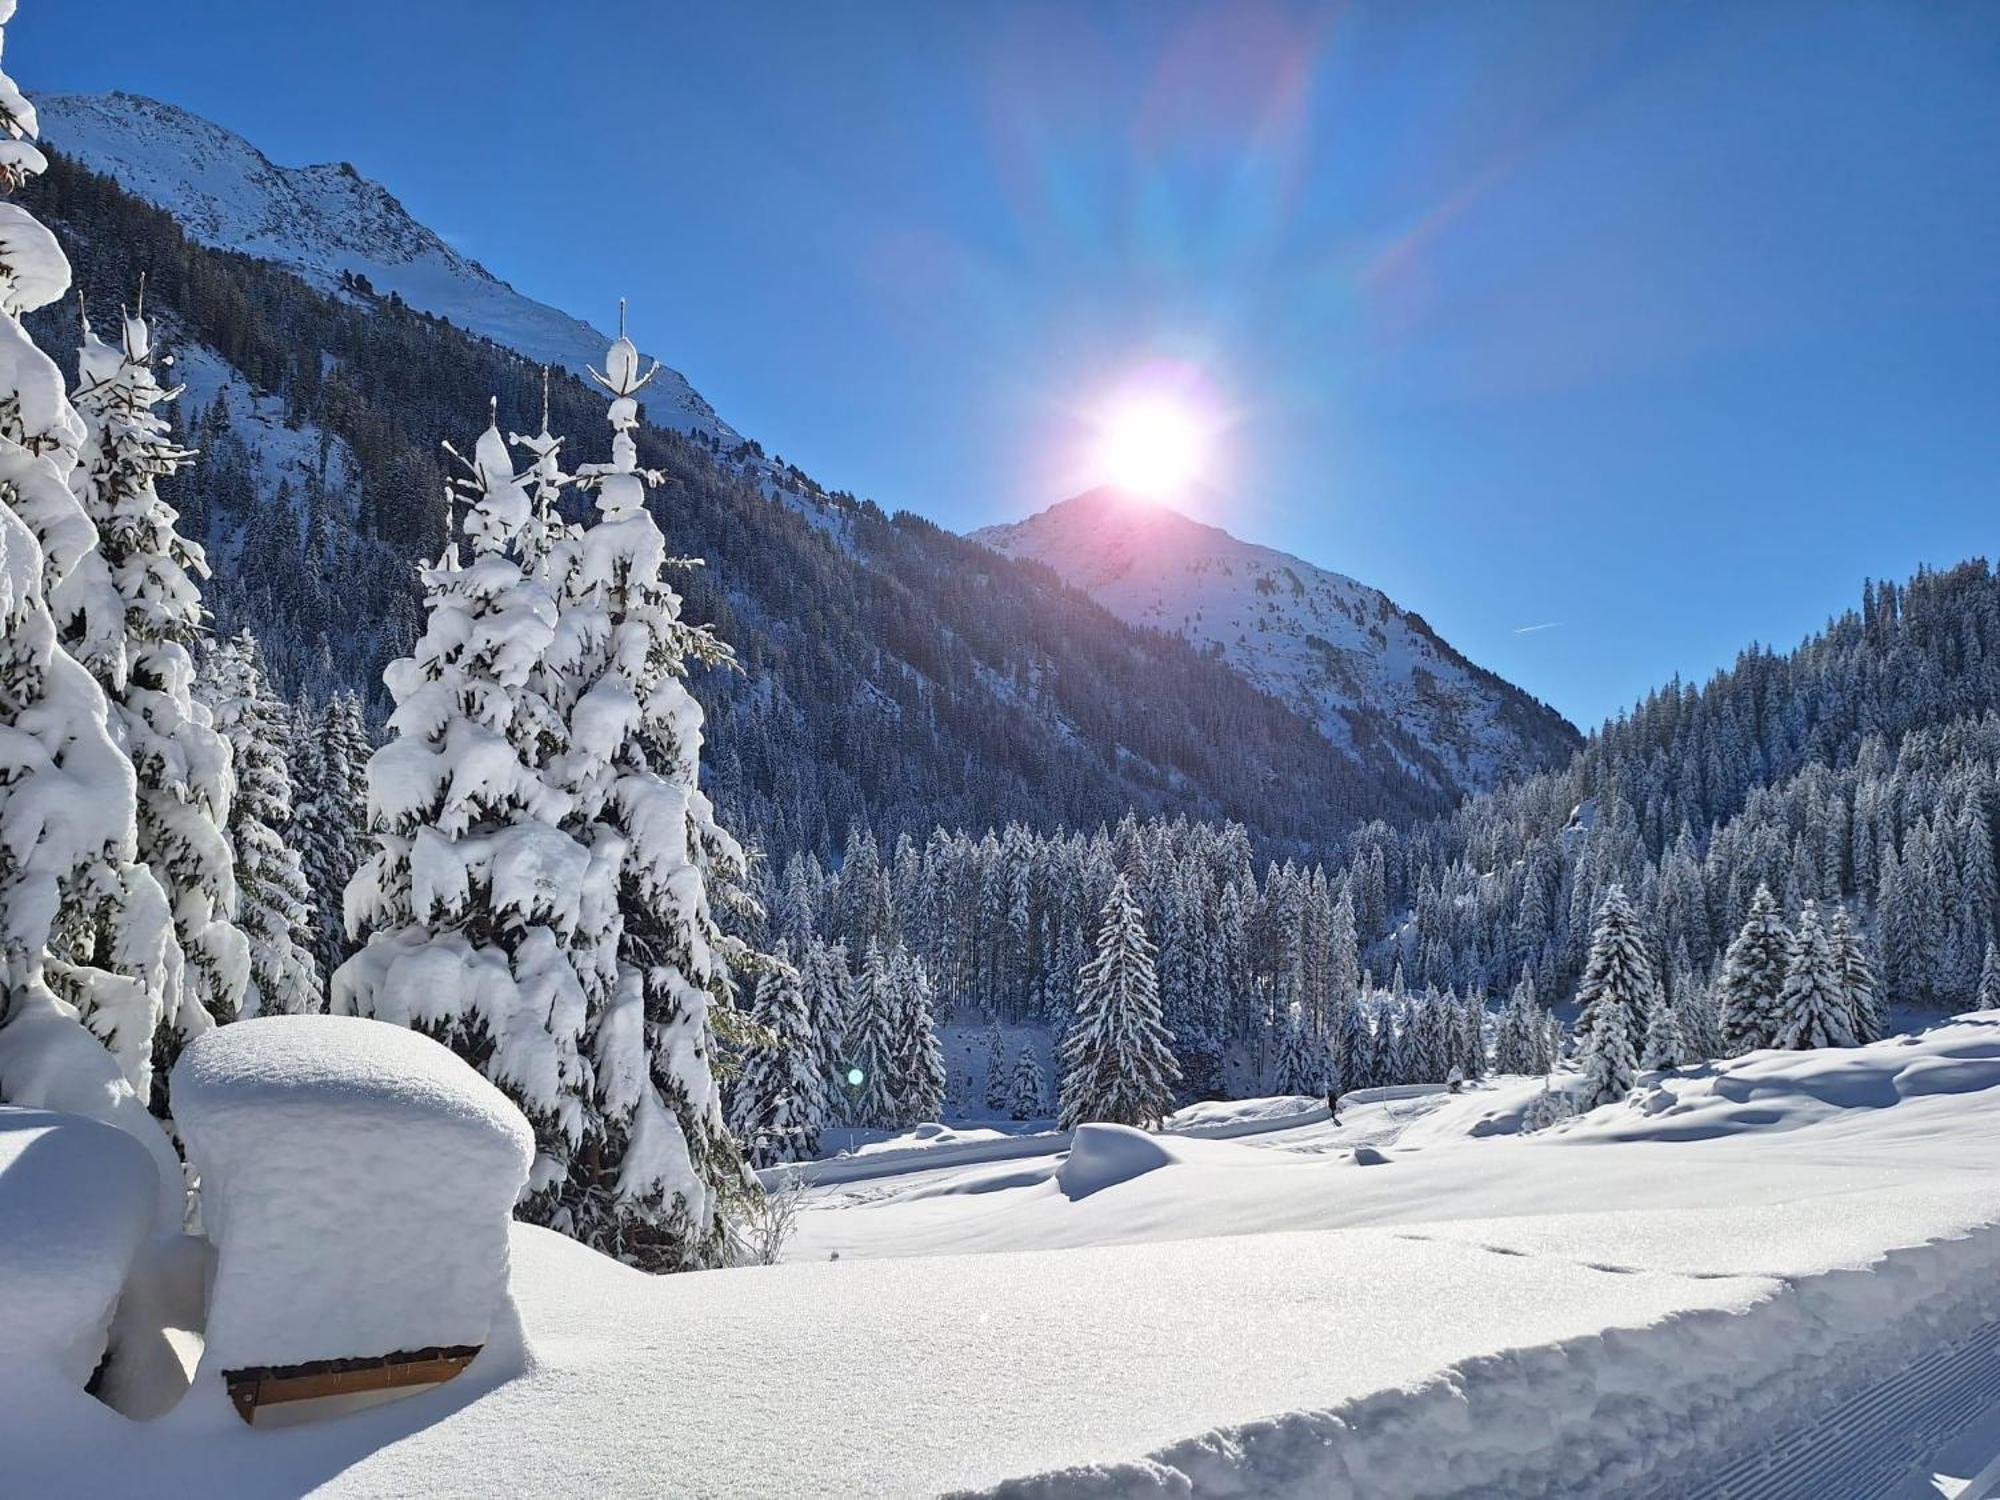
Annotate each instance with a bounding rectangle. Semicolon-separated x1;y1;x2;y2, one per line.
973;487;1579;797
35;90;735;442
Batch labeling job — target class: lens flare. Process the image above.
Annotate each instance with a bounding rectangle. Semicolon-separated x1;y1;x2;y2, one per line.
1097;391;1209;498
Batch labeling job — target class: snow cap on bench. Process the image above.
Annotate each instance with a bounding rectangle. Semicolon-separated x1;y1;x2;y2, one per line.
172;1015;533;1373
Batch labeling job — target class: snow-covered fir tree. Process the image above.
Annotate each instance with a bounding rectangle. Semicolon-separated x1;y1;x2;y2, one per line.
336;404;597;1231
1979;941;2000;1012
982;1015;1009;1114
893;946;946;1124
848;938;902;1128
797;935;853;1123
1828;907;1882;1041
1574;885;1653;1108
289;689;370;985
1772;901;1854;1050
1274;1004;1323;1095
540;320;773;1271
1059;873;1180;1129
729;943;823;1165
1007;1041;1046;1120
0;13;194;1170
198;631;320;1014
1718;884;1790;1054
1640;986;1691;1071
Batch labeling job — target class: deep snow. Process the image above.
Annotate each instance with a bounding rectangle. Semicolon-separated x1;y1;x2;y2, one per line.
10;1015;2000;1498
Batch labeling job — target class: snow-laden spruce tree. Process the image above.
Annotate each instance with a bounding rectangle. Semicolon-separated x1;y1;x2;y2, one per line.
982;1015;1009;1114
457;323;771;1270
0;11;192;1182
1275;1003;1323;1095
1640;986;1692;1071
1007;1041;1046;1120
46;301;232;1094
290;689;370;984
198;631;320;1014
1574;885;1654;1107
894;946;946;1124
848;938;901;1127
336;408;597;1221
1718;884;1790;1053
68;302;250;1041
1060;872;1180;1129
799;934;853;1123
1773;901;1855;1050
729;942;823;1165
1978;940;2000;1013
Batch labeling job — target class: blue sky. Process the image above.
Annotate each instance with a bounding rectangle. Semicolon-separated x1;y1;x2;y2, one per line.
21;1;2000;730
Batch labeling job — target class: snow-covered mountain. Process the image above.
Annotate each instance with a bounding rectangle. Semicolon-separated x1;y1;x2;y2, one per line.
973;487;1577;795
35;91;735;442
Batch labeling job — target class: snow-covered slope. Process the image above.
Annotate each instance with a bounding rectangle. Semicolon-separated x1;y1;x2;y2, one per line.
974;487;1578;795
35;92;734;442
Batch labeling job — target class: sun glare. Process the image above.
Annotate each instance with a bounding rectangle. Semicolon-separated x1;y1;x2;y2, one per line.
1096;391;1209;499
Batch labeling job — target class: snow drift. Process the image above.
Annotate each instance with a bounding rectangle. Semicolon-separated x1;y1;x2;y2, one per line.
171;1016;532;1380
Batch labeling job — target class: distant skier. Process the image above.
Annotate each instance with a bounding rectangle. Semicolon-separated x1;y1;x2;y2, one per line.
1325;1090;1342;1126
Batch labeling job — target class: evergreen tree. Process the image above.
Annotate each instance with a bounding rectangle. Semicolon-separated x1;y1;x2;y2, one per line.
1274;1004;1323;1095
548;320;774;1271
730;944;823;1165
799;936;853;1123
1773;901;1855;1050
982;1015;1009;1115
849;938;900;1128
1059;873;1180;1129
1573;885;1654;1107
1006;1041;1046;1120
0;14;188;1176
1828;908;1883;1041
54;300;231;1093
1640;987;1691;1071
1717;884;1790;1053
337;405;597;1234
291;690;371;984
198;631;321;1013
893;947;946;1124
1979;941;2000;1012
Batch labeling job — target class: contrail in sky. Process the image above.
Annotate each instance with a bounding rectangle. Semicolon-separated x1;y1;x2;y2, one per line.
1513;622;1563;635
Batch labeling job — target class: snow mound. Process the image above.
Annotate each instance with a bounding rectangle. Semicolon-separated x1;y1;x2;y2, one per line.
0;1108;158;1388
1566;1011;2000;1144
1350;1145;1390;1166
1164;1095;1320;1131
1057;1124;1180;1200
171;1016;533;1378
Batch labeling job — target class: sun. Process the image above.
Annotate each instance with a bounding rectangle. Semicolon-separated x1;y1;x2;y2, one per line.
1096;390;1209;499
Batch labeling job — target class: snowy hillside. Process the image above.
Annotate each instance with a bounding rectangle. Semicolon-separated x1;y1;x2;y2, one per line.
974;487;1578;795
35;92;734;442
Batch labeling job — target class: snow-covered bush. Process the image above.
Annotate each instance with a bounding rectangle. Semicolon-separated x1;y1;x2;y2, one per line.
1519;1086;1578;1134
170;1015;532;1377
